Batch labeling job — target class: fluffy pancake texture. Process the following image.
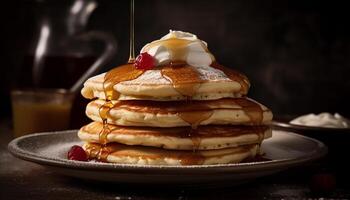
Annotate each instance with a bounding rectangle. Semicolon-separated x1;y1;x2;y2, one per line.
81;65;249;101
83;142;258;165
78;122;272;150
85;98;273;127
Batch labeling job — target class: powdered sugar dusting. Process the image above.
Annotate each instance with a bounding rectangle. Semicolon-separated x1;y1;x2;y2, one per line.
39;140;82;159
121;70;170;85
196;65;231;81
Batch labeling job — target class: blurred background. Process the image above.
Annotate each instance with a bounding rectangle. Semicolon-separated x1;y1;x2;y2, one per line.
1;0;349;127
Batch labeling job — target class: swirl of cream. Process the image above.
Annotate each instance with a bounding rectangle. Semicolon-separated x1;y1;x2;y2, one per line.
140;30;215;66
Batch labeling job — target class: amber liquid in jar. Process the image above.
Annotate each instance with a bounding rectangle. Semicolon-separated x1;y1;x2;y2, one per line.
11;89;74;137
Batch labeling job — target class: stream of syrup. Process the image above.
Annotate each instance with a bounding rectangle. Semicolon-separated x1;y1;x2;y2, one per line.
128;0;135;63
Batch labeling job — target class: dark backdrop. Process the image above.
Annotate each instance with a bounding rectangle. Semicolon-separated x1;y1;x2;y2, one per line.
1;0;350;119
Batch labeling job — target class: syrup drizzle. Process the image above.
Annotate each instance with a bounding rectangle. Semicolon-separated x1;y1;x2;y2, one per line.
234;98;264;125
98;101;113;144
211;62;250;95
103;64;144;100
84;143;112;162
179;110;213;150
161;64;204;97
98;63;145;144
255;125;267;155
160;62;211;150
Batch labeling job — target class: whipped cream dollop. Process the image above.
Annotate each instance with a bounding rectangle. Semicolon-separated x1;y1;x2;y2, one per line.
290;113;350;128
140;30;215;66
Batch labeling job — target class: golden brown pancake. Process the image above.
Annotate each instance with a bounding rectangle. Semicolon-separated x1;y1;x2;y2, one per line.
83;142;259;165
85;97;273;127
78;121;272;150
81;64;250;101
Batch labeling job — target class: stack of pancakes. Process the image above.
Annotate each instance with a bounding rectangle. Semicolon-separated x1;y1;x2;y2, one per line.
78;31;273;165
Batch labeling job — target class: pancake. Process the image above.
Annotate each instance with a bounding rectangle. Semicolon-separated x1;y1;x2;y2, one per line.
78;122;272;150
85;97;273;127
81;63;250;101
83;142;259;165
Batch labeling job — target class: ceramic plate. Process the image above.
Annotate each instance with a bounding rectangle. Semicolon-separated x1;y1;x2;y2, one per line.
8;130;327;185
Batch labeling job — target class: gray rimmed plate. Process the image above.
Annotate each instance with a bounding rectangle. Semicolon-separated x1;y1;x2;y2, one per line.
8;130;327;185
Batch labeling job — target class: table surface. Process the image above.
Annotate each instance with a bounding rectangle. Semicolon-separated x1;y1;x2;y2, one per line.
1;119;350;200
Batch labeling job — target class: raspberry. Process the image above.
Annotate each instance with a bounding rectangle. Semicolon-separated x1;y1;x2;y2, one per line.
67;145;88;161
135;52;155;70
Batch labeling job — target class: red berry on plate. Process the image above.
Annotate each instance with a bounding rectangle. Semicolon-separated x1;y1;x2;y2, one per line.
135;52;155;70
68;145;88;161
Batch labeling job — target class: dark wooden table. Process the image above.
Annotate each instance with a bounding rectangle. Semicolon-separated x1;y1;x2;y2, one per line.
1;119;349;200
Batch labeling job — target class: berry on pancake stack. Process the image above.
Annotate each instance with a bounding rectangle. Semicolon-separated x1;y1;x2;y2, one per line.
77;30;273;165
